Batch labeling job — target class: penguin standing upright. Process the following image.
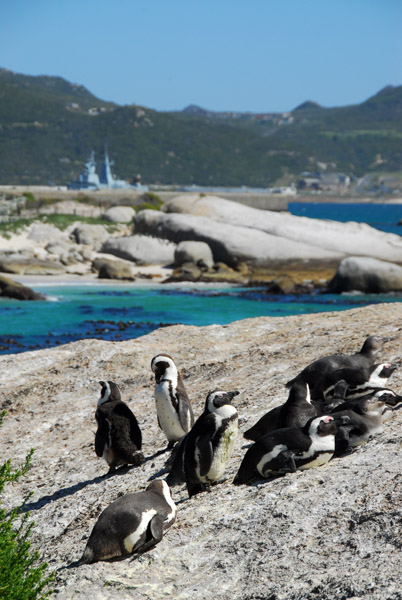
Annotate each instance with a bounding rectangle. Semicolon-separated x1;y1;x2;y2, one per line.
151;354;194;449
286;335;388;389
183;389;239;497
95;380;144;473
234;416;337;485
79;480;176;564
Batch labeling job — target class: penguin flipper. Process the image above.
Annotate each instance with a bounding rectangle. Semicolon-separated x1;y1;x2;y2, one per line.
176;378;194;431
95;425;106;457
135;514;165;554
197;436;213;477
264;450;297;475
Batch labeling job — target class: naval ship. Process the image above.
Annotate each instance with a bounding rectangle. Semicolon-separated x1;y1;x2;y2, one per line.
68;149;148;191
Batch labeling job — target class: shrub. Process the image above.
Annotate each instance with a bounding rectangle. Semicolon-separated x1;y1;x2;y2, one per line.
0;411;54;599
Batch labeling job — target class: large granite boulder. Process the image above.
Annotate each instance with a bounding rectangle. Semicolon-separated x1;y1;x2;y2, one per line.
328;256;402;293
0;274;45;300
70;224;109;250
102;206;136;223
163;194;402;263
0;304;401;599
101;234;176;265
0;257;65;275
27;223;66;244
174;240;214;268
92;257;136;280
134;209;342;267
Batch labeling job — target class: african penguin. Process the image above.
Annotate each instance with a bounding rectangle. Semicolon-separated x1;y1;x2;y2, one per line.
243;382;317;441
234;415;337;485
183;389;239;497
95;380;144;473
286;335;389;389
332;399;392;455
151;354;194;449
312;362;397;402
79;480;176;564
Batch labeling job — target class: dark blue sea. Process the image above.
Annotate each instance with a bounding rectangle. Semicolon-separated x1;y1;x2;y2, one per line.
0;202;401;355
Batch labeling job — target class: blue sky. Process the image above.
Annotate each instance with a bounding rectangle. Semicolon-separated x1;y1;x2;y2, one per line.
1;0;401;112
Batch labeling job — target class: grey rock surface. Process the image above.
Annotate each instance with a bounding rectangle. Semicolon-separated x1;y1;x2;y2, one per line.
70;224;109;250
134;209;341;267
101;234;176;265
93;256;136;280
164;194;402;263
0;304;401;599
102;206;136;223
0;257;66;275
329;256;402;293
174;240;214;268
27;223;67;243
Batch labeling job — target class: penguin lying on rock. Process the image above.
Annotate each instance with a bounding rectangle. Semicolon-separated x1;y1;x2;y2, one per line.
95;381;144;473
311;362;397;402
234;416;337;485
79;480;176;564
243;382;317;441
332;399;393;455
183;389;239;497
286;335;389;390
151;354;194;450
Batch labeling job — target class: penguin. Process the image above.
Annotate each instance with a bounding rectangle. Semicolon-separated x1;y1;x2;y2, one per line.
79;480;176;564
286;335;389;389
151;354;194;449
243;382;317;441
95;380;144;473
325;390;397;417
312;362;397;402
183;389;239;497
234;415;337;485
332;398;393;455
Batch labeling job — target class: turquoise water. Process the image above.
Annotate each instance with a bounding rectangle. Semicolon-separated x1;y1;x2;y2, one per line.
289;202;402;236
1;283;401;355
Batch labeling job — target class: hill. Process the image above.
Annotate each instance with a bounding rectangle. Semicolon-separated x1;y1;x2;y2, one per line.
0;303;401;599
0;68;401;187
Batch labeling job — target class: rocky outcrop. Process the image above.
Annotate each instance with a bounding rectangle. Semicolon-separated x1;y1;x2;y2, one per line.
174;240;214;268
102;206;136;223
0;304;401;599
328;256;402;293
101;234;176;265
163;194;402;264
134;209;342;267
92;257;136;280
0;256;66;275
70;224;109;250
0;274;45;299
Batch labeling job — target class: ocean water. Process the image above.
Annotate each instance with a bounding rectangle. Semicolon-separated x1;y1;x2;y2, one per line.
288;202;402;236
1;282;401;355
0;202;401;355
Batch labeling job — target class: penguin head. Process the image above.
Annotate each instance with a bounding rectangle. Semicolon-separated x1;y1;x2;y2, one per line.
151;354;177;384
368;362;397;385
360;335;389;356
286;382;311;405
205;390;240;414
306;415;337;438
364;394;394;420
98;380;121;406
372;389;401;407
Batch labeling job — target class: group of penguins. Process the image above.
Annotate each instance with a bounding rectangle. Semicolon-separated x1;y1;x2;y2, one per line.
79;335;401;565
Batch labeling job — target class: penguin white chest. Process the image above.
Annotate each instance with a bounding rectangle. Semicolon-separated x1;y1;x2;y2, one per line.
155;382;185;442
205;417;238;483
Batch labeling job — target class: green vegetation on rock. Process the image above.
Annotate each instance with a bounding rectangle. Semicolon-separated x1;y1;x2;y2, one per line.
0;411;54;599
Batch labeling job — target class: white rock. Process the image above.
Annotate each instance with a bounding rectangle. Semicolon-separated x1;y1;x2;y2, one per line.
101;234;176;265
102;206;136;223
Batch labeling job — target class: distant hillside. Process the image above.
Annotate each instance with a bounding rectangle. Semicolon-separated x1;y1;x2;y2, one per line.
0;68;401;187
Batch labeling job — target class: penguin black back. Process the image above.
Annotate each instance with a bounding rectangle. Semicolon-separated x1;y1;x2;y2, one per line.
95;380;144;472
285;335;388;389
